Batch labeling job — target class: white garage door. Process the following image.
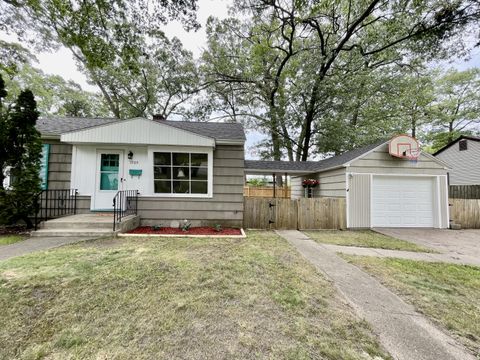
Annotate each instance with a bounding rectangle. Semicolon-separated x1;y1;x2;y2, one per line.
372;176;435;227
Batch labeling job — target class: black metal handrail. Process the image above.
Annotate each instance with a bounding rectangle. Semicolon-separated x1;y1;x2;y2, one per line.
113;190;139;231
34;189;78;230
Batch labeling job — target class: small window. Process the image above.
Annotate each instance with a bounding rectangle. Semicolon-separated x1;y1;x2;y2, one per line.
459;139;468;151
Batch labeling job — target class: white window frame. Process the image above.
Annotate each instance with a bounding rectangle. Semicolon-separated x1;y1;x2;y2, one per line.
147;146;213;198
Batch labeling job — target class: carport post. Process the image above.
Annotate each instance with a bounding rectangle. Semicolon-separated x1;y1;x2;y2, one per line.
273;173;276;198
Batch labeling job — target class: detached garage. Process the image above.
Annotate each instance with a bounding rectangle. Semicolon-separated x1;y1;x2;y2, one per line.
291;136;450;229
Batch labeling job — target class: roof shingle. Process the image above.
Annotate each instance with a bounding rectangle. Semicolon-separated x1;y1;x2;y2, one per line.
36;116;245;142
245;140;387;173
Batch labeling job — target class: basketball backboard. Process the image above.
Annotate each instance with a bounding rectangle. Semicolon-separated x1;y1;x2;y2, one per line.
388;134;420;159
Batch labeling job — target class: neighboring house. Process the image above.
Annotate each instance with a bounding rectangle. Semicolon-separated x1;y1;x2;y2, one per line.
433;135;480;185
247;139;450;229
36;116;245;227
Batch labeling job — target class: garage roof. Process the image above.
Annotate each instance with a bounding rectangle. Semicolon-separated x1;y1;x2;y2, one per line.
245;140;388;174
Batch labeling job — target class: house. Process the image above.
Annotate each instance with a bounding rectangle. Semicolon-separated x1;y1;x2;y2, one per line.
36;117;450;230
247;137;450;229
433;135;480;185
36;116;245;227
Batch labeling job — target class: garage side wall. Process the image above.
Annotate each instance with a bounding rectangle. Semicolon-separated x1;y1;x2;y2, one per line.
291;168;347;199
347;174;370;228
291;176;304;199
315;168;346;198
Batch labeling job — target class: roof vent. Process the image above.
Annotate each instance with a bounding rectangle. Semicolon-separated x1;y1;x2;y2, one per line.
459;139;468;151
153;114;165;121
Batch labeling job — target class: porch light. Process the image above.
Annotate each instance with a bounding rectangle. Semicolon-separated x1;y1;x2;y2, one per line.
128;151;134;160
177;168;186;178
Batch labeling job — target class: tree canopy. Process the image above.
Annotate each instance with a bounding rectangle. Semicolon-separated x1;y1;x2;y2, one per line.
1;0;479;159
201;0;480;160
1;0;200;118
0;73;42;227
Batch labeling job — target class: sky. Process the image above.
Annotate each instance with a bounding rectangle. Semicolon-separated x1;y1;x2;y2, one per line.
0;0;479;158
0;0;231;92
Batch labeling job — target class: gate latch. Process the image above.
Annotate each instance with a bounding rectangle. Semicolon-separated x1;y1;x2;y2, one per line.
269;201;276;208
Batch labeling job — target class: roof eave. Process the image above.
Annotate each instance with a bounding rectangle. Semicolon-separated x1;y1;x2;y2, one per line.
40;134;61;140
244;168;318;175
313;164;347;173
216;139;246;145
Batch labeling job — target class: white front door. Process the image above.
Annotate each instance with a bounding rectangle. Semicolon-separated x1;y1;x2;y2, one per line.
93;150;124;210
371;176;435;227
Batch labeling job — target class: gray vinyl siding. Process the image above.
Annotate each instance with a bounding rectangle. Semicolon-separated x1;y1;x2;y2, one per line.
347;174;370;228
76;196;92;214
138;145;244;227
435;140;480;185
315;168;346;198
291;168;347;199
44;140;72;189
291;176;304;199
348;143;446;175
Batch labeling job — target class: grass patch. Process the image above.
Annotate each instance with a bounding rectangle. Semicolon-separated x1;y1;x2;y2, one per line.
342;255;480;356
304;230;432;252
0;235;26;246
0;232;390;359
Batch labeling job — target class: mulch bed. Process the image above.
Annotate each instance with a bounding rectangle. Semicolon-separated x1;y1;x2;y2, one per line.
0;225;30;236
127;226;242;236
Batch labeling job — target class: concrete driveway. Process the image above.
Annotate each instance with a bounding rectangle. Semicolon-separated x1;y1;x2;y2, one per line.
375;228;480;259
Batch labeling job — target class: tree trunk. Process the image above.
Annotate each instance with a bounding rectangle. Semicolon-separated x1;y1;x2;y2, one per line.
448;121;454;142
301;79;321;161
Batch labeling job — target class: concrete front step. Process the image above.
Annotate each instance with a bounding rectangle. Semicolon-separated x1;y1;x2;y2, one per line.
41;213;114;230
31;228;116;237
43;220;114;230
32;213;141;237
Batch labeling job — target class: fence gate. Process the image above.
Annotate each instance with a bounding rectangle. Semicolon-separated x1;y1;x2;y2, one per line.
243;197;345;230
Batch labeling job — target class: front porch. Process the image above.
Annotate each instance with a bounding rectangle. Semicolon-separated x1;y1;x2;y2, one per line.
32;188;140;237
32;213;140;237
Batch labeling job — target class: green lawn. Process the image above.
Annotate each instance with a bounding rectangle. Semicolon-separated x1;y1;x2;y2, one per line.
342;255;480;356
0;235;26;246
304;230;432;252
0;232;389;360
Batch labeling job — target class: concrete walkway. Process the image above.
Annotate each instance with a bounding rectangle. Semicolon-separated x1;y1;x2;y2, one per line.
322;243;480;266
276;230;475;360
0;236;96;261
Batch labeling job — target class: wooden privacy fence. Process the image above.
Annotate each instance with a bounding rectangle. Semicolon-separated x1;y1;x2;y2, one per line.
449;185;480;199
243;186;291;198
243;197;346;230
449;198;480;229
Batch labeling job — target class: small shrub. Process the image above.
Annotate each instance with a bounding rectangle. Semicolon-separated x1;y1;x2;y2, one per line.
151;224;163;231
214;224;222;232
180;219;191;232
